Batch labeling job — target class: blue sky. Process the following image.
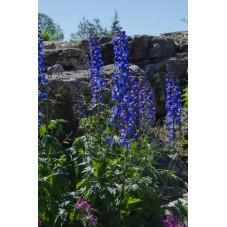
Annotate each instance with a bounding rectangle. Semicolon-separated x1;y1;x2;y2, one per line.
38;0;188;42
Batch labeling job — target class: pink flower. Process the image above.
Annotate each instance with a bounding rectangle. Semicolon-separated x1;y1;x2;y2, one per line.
76;203;81;210
86;203;91;211
38;218;42;226
89;215;98;226
162;215;184;227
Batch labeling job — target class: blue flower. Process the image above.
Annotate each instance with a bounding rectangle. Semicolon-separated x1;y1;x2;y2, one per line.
88;26;106;104
138;68;155;129
38;27;47;130
111;27;138;146
165;64;182;142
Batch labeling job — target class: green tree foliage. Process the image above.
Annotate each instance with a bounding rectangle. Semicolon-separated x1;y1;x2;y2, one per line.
110;10;120;37
180;18;188;24
70;10;120;42
38;13;64;41
41;30;54;41
70;17;111;42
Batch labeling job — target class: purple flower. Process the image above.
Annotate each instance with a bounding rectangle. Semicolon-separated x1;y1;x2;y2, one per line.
89;215;98;226
88;26;106;104
104;134;114;148
38;218;42;226
165;64;182;143
76;203;81;209
138;68;155;129
38;27;47;130
71;89;87;118
162;215;184;227
76;197;98;226
111;27;138;146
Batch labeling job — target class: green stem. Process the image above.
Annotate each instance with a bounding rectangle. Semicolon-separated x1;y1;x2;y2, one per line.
121;137;129;199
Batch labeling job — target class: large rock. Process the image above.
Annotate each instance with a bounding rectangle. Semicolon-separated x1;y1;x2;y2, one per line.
73;35;176;65
128;35;175;62
42;31;188;135
43;48;85;70
42;32;187;74
47;56;187;122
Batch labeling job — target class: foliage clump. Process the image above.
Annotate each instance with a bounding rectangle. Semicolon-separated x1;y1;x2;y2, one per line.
38;13;64;41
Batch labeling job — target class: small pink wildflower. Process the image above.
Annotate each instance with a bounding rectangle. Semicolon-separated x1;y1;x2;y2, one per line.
162;215;184;227
38;218;42;226
76;203;81;209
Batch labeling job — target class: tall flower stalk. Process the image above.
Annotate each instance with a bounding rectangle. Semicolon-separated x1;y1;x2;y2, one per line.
165;64;182;144
38;27;47;130
138;68;155;131
110;27;138;200
111;27;138;147
88;26;106;104
160;64;183;198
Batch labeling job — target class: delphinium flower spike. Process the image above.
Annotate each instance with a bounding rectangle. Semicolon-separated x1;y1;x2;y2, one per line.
138;67;155;130
71;89;87;119
38;27;47;129
111;27;138;147
88;25;106;104
165;64;182;143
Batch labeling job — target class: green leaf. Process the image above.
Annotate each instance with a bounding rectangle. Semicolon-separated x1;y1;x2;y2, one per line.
128;197;141;205
42;135;59;152
54;208;68;227
48;173;70;196
39;125;46;137
48;120;63;133
57;119;68;123
107;186;117;195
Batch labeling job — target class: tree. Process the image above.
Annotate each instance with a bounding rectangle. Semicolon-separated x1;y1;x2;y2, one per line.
180;18;188;24
38;13;64;41
70;17;111;42
41;30;54;41
110;10;120;37
70;10;120;42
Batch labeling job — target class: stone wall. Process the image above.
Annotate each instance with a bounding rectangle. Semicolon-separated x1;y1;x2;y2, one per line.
43;31;188;136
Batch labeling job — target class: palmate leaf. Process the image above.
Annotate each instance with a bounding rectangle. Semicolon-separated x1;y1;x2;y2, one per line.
39;177;52;194
48;120;63;133
38;196;49;214
42;135;59;153
107;186;117;196
73;136;86;154
38;158;51;177
167;200;188;223
58;191;77;208
48;173;70;196
54;208;68;227
136;186;162;220
86;183;101;197
63;148;76;161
